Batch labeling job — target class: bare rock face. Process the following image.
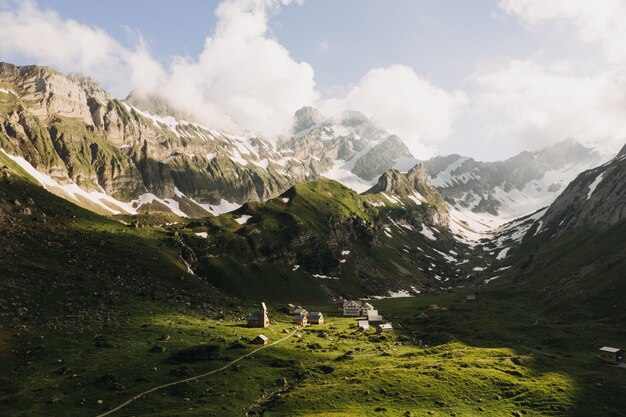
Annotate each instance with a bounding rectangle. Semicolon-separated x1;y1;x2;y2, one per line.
539;146;626;235
292;106;327;133
365;164;449;227
422;139;604;218
0;63;109;125
0;62;420;216
352;135;412;181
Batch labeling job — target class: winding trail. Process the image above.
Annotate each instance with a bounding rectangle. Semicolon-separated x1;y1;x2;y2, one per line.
95;329;298;417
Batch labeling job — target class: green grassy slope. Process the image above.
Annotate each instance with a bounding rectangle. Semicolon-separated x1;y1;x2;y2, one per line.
182;179;473;302
2;148;625;416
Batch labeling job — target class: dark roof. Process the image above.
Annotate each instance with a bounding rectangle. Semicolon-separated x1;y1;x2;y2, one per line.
293;314;307;320
308;312;323;319
248;311;262;320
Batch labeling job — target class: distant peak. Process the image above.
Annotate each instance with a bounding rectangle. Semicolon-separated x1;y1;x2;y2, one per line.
365;163;431;197
292;106;327;133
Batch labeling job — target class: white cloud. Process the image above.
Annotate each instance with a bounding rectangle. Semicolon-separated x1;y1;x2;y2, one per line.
0;1;166;96
322;65;467;158
160;0;318;136
470;59;626;155
0;0;316;137
499;0;626;63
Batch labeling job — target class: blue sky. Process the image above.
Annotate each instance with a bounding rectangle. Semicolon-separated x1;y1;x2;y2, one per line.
1;0;624;160
33;0;549;91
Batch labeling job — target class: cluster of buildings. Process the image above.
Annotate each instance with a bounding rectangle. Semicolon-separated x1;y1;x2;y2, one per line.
246;302;324;329
289;305;324;326
245;299;394;342
338;300;393;333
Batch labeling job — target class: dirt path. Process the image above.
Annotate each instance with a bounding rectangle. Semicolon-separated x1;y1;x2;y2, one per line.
95;329;298;417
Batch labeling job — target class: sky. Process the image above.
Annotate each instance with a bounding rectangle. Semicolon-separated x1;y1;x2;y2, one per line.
0;0;625;161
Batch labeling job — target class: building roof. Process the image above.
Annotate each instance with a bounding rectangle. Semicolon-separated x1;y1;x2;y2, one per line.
343;300;362;308
599;346;622;353
293;307;308;314
358;319;369;326
308;312;323;319
255;334;269;341
367;310;382;320
378;323;393;330
293;314;307;320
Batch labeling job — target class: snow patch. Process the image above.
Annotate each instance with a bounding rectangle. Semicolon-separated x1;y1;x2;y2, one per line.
587;172;605;199
496;247;510;260
312;274;339;280
195;232;208;238
381;192;401;204
484;276;500;284
420;224;437;241
1;149;137;215
235;214;252;225
387;290;414;298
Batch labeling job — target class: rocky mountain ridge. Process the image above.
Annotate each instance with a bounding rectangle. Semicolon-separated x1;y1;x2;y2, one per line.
0;63;413;218
0;62;612;239
422;139;604;223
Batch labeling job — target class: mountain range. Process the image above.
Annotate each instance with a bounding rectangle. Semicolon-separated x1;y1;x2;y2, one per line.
0;62;607;232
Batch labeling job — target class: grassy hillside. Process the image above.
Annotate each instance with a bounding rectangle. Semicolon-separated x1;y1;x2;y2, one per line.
2;287;625;416
182;179;474;302
2;147;625;416
495;218;626;323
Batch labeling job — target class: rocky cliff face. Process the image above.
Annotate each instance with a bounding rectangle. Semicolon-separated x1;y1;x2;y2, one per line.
0;63;417;217
537;144;626;236
364;164;449;227
422;139;604;221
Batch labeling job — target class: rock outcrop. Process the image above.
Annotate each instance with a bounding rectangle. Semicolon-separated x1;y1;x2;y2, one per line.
0;62;419;217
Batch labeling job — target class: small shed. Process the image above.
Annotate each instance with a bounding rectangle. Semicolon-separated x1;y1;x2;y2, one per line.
367;309;383;324
247;302;270;328
251;334;269;345
287;303;296;312
376;322;393;333
293;306;308;316
417;312;430;320
308;312;324;325
599;346;624;363
466;293;478;301
292;314;308;326
358;319;370;330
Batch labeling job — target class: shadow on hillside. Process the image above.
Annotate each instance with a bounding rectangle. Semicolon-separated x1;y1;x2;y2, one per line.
372;289;626;417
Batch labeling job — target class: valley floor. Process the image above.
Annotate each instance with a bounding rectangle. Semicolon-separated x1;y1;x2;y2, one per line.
1;290;625;417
